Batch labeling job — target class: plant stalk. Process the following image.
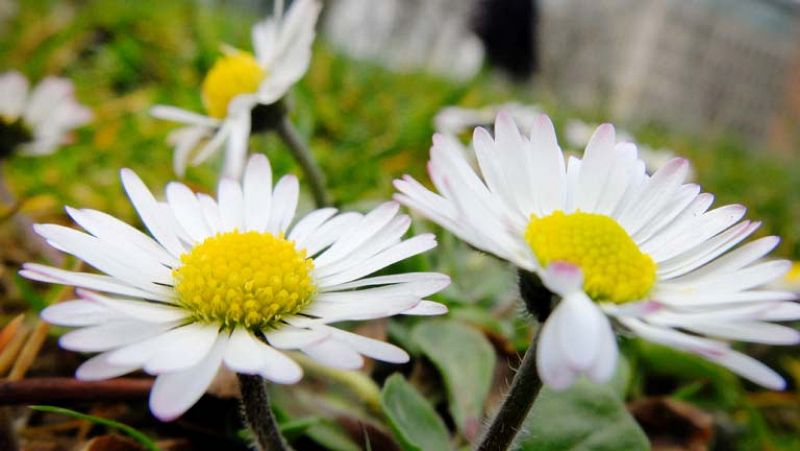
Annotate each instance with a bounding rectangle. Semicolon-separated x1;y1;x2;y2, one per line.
475;331;542;451
237;374;292;451
275;117;330;208
475;270;552;451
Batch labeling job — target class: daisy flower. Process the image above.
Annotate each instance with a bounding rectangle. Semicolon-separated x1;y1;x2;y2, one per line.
151;0;321;179
21;154;448;421
434;102;542;136
395;112;799;390
0;71;91;158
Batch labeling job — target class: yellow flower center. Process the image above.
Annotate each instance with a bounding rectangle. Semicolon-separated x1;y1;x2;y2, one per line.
524;211;656;304
201;52;265;119
172;231;315;329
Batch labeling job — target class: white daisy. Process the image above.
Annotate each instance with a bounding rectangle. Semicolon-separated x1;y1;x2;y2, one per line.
22;153;448;421
395;112;799;391
0;71;92;158
564;118;690;177
434;102;543;136
151;0;321;179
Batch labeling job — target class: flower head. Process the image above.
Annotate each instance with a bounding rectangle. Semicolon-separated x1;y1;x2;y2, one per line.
0;71;91;158
23;154;448;421
395;112;798;390
151;0;321;179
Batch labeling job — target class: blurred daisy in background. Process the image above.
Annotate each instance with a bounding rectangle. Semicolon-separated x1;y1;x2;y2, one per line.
395;112;798;391
151;0;321;179
0;71;91;159
434;102;542;136
22;153;448;421
564;118;692;179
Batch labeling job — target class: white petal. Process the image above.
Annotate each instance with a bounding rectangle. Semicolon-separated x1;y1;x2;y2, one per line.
243;154;272;232
576;123;616;212
554;292;602;371
317;234;437;287
760;302;800;321
317;275;449;301
648;204;747;263
41;300;119;327
304;296;420;322
324;272;450;292
34;224;173;289
673;233;778;282
680;321;800;345
190;122;230;165
197;194;223;234
67;207;178;268
540;262;584;297
256;341;304;383
322;326;409;363
221;113;251;179
618;317;728;357
20;263;169;300
77;290;185;323
314;202;399;268
301;212;363;256
710;349;785;390
401;301;449;316
218;178;245;232
288;208;338;245
75;352;139;381
150;105;219;127
149;334;227;422
587;316;618;383
657;221;763;280
60;321;173;353
143;324;220;374
222;327;302;384
121;169;186;258
223;328;268;374
536;311;577;390
169;125;212;177
528;114;566;215
618;158;690;235
302;338;364;370
166;182;212;242
0;71;29;118
264;326;329;349
267;175;299;234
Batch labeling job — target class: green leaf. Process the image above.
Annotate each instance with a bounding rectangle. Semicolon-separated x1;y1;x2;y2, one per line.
30;405;158;451
380;373;451;451
517;378;649;451
239;416;322;442
306;420;362;451
412;320;496;439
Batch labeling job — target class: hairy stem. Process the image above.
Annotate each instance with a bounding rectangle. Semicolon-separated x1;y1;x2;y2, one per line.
275;117;330;208
475;270;552;451
475;331;542;451
237;374;292;451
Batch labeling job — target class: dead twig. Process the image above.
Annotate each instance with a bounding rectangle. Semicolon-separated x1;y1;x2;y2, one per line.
0;378;153;405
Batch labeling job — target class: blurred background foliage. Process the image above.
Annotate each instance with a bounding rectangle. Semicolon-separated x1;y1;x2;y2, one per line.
0;0;798;450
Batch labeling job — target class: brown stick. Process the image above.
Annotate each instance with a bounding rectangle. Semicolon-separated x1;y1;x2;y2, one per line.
0;378;153;405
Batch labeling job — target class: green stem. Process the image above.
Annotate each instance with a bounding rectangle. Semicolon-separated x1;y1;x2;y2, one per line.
237;374;293;451
275;117;330;208
475;270;552;451
475;332;542;451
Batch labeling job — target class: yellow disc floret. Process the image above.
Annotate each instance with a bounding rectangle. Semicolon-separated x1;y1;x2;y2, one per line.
173;231;315;329
524;211;656;304
201;52;265;119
